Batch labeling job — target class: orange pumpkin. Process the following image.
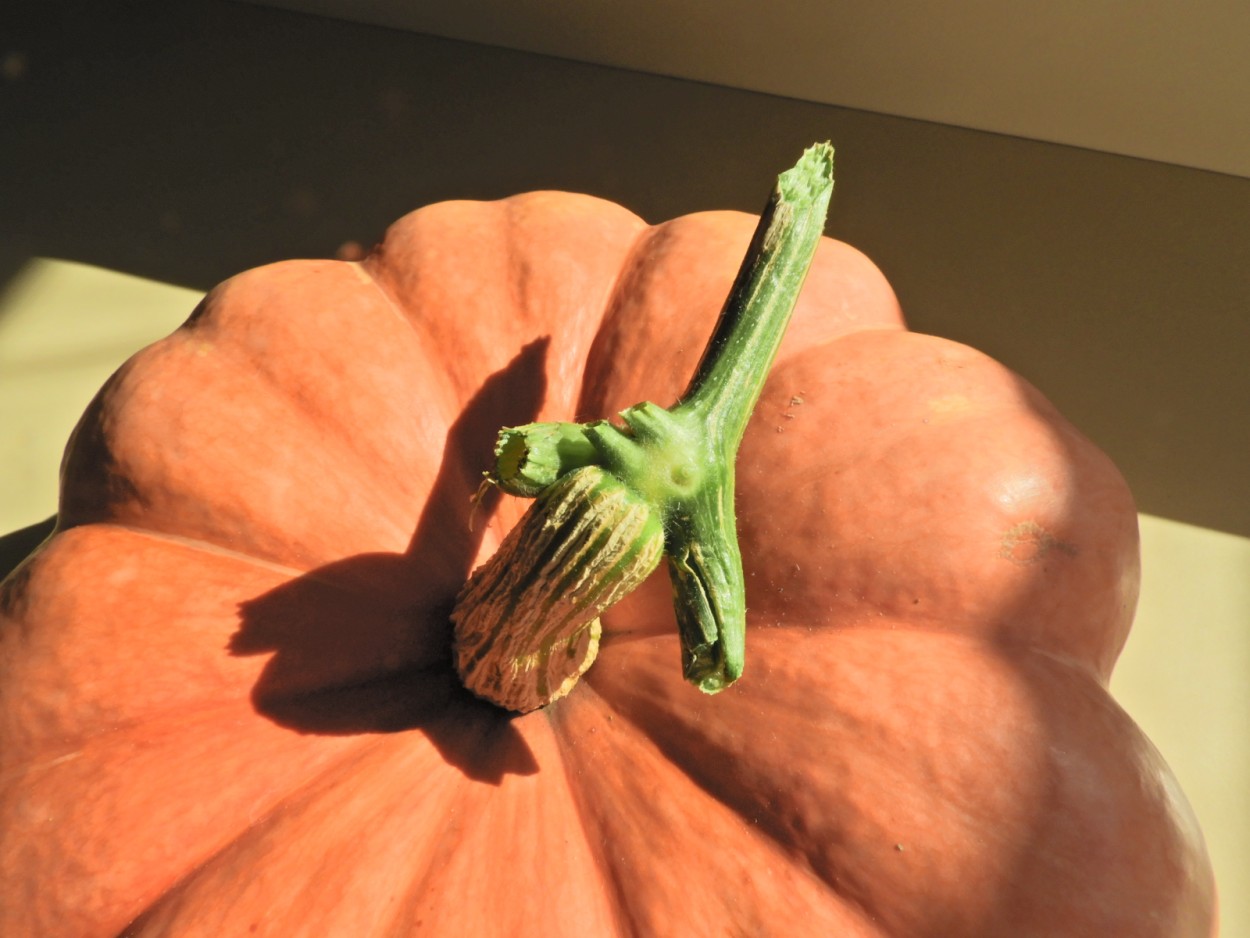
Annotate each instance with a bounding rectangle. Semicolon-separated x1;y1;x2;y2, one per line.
0;169;1215;935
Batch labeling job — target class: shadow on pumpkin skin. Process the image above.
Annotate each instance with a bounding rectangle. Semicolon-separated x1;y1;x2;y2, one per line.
578;342;1211;933
973;370;1213;931
229;339;553;784
0;515;55;585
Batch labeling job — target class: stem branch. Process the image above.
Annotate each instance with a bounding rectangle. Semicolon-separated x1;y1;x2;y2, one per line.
453;143;835;707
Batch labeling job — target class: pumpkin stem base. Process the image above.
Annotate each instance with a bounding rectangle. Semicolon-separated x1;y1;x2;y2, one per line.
452;466;663;712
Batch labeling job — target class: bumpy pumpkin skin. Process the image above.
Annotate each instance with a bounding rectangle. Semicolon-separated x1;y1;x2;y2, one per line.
0;192;1215;936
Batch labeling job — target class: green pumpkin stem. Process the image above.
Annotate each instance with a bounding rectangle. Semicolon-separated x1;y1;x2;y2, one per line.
453;143;834;706
675;142;835;447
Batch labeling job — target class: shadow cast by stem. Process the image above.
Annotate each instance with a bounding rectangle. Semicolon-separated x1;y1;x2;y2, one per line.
230;339;550;784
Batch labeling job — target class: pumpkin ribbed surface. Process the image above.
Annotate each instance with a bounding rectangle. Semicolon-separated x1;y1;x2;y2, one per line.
0;191;1214;936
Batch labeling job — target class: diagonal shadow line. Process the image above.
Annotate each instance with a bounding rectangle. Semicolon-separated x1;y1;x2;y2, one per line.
230;338;551;783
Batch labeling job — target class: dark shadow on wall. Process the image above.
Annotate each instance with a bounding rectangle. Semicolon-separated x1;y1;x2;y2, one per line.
2;0;1247;537
0;0;817;292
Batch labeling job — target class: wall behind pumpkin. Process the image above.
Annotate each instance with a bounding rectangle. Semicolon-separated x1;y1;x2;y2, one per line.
2;0;1246;929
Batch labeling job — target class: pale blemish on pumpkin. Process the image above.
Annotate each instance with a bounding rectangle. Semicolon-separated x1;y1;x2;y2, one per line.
999;521;1078;565
346;261;376;287
780;392;806;426
925;393;975;422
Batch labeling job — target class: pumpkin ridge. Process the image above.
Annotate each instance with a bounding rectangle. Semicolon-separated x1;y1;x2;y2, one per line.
549;681;888;936
0;696;264;781
218;323;434;555
115;730;456;937
573;217;714;420
0;744;85;789
767;322;904;371
349;257;422;333
544;686;642;938
735;328;1140;678
589;627;1216;935
0;695;380;936
583;632;957;928
84;521;312;578
351;252;471;428
376;760;540;935
54;278;451;570
744;609;1115;670
578;642;895;928
570;217;668;421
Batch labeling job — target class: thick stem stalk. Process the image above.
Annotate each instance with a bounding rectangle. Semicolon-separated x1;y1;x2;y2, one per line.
676;143;835;449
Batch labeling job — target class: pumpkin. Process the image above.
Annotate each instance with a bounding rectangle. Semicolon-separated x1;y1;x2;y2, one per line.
0;149;1215;936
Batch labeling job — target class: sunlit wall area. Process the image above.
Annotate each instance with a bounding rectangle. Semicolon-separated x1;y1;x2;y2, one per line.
0;258;199;533
1114;514;1250;932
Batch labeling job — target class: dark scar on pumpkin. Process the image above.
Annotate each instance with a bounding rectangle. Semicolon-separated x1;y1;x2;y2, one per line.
998;521;1079;565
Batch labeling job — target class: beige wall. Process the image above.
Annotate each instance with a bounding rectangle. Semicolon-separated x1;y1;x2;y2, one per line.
255;0;1250;179
4;1;1247;929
